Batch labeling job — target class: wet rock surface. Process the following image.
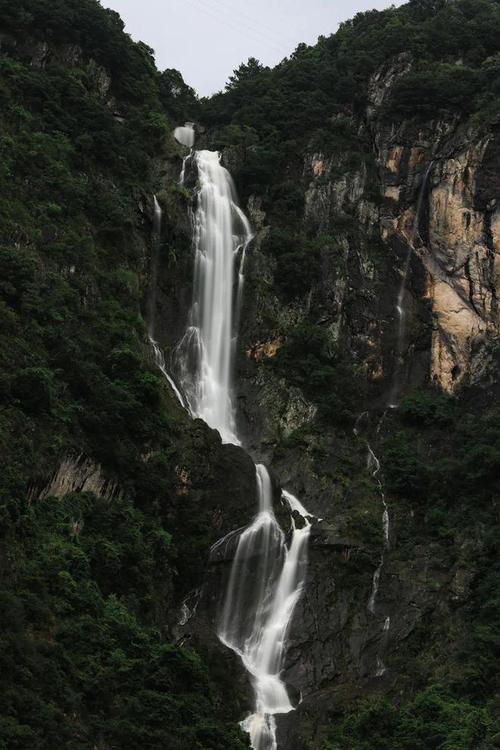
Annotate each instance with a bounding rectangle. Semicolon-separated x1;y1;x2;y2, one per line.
143;38;500;745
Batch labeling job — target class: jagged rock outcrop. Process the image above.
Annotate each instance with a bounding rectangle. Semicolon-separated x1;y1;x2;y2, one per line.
376;110;499;391
28;454;123;502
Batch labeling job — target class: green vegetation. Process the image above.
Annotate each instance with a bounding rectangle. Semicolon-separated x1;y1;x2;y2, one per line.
321;686;498;750
204;0;500;192
0;1;246;747
382;391;500;699
384;392;500;513
268;322;366;424
0;493;247;749
1;0;499;747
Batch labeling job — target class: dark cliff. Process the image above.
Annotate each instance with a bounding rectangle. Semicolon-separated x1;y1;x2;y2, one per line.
188;0;500;746
0;1;252;747
0;0;499;749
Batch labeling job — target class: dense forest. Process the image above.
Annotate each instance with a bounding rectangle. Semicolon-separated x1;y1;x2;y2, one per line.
0;1;249;747
0;0;499;748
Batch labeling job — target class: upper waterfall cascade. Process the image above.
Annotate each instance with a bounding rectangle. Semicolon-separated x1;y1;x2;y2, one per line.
176;149;252;444
166;130;314;750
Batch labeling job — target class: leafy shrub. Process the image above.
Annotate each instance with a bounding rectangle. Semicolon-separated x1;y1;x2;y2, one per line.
399;389;455;427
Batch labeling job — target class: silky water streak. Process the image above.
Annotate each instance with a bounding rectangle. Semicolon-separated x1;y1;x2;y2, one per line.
147;196;185;407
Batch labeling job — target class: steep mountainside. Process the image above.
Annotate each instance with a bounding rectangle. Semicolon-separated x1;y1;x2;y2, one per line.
175;1;499;747
0;0;499;749
0;2;251;748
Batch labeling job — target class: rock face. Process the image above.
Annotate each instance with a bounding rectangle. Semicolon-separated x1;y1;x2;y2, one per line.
380;126;498;391
174;53;499;748
143;34;499;746
226;58;499;449
28;454;123;502
2;0;497;744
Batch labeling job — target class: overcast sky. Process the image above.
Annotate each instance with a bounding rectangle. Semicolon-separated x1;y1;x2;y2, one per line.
103;0;405;96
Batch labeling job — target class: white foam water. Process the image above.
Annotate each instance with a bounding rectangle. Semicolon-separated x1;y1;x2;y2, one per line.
175;141;312;749
176;150;252;444
218;470;312;750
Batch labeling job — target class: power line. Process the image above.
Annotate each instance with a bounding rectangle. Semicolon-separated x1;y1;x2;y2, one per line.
191;0;298;50
186;0;289;55
183;0;290;57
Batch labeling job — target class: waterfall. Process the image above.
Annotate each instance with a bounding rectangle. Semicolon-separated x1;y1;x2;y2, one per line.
218;470;312;750
366;443;390;614
390;161;434;407
146;195;162;332
174;122;195;148
178;588;201;627
175;135;312;749
147;196;186;407
353;413;391;674
176;150;252;444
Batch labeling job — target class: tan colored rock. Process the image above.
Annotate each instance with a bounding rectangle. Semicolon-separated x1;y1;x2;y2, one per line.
409;147;426;170
491;207;500;253
385;136;498;391
491;208;500;292
279;387;317;438
386;146;404;174
428;274;486;390
423;138;497;388
384;185;400;201
312;159;327;178
246;337;285;362
31;454;123;502
176;466;191;496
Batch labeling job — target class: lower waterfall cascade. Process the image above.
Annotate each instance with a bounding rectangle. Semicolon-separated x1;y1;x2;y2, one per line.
166;133;314;749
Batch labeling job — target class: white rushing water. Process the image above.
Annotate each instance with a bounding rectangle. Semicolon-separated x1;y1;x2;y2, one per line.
176;150;252;444
362;428;392;677
146;195;162;329
174;135;312;749
174;122;195;148
218;471;312;750
353;413;390;621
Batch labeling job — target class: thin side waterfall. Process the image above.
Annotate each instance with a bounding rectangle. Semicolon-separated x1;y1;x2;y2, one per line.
146;195;162;331
147;196;186;407
366;444;390;615
174;132;312;749
390;161;434;407
353;412;391;676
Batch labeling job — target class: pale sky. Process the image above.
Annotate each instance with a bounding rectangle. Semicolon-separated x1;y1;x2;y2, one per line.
103;0;405;96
